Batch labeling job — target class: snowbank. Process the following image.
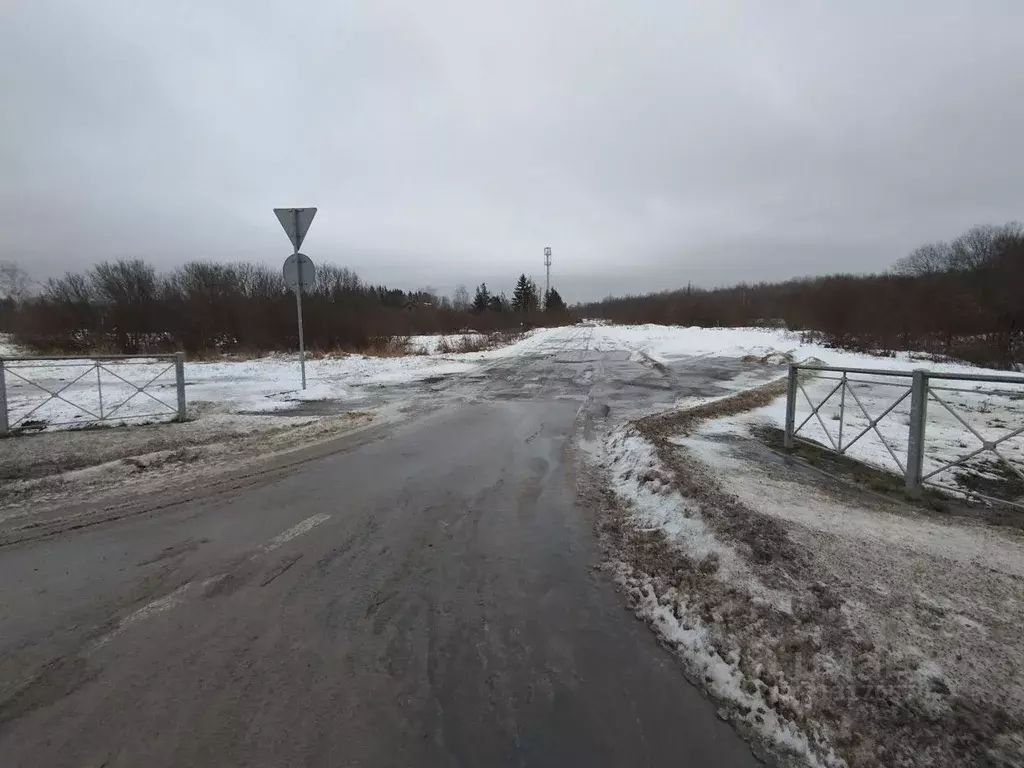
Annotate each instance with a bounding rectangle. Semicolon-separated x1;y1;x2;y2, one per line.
596;357;1024;767
601;424;840;766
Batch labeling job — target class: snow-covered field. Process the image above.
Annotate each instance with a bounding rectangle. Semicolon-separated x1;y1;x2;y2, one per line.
5;326;1024;483
0;333;515;431
586;325;1024;500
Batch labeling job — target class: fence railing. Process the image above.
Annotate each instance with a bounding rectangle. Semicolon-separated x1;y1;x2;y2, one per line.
0;354;186;436
784;363;1024;506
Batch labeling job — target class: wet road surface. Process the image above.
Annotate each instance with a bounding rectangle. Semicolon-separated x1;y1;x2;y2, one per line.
0;327;765;766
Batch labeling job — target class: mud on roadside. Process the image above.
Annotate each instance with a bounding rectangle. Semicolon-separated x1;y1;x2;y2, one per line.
593;378;1024;768
0;407;374;515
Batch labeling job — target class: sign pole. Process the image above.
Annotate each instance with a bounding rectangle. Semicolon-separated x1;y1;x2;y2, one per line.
274;206;316;391
293;209;307;390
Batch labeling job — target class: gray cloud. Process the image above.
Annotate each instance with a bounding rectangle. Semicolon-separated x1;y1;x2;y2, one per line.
3;0;1022;301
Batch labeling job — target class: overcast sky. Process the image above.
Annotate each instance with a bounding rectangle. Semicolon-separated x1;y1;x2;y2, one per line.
3;1;1022;301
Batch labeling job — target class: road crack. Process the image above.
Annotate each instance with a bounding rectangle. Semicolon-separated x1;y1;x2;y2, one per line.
260;553;303;586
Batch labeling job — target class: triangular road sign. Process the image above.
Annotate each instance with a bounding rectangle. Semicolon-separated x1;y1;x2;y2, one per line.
274;207;317;252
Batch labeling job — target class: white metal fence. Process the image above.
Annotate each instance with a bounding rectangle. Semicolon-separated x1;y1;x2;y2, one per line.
0;354;186;436
784;364;1024;507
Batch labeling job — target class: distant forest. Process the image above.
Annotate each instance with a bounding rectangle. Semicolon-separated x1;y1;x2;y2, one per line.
0;260;568;356
1;222;1022;367
577;222;1024;369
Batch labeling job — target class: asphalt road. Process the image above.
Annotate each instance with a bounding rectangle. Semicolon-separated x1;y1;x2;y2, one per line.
0;328;763;767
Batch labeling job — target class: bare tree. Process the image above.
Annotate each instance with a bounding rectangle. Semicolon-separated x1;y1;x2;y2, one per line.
452;284;471;311
949;222;1024;272
0;261;31;303
893;243;952;276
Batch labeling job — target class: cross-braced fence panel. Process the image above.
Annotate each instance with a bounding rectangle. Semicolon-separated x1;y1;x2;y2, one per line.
785;365;1024;508
0;355;186;435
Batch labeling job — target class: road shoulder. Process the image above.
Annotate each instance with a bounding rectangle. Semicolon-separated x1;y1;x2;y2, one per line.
591;380;1024;767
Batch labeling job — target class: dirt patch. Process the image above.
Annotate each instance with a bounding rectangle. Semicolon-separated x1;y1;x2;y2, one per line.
953;457;1024;502
634;378;809;587
0;408;278;482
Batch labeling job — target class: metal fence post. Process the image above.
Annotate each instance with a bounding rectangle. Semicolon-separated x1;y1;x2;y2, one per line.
0;359;8;437
837;372;847;452
784;364;798;450
175;353;187;422
96;363;104;419
906;369;929;497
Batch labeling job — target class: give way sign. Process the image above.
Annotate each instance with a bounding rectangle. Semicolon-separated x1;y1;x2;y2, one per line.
274;207;317;252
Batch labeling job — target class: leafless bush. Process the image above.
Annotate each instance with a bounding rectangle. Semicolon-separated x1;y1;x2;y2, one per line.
454;335;489;353
363;335;413;357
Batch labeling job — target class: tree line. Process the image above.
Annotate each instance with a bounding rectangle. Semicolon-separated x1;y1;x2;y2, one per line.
578;222;1024;369
0;260;571;355
3;220;1021;366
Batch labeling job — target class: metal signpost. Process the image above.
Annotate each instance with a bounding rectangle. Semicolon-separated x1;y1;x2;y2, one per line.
274;207;317;389
544;246;552;303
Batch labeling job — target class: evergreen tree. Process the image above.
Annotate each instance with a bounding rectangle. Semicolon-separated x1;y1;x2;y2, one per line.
544;287;566;313
488;293;506;312
511;274;539;312
472;283;490;314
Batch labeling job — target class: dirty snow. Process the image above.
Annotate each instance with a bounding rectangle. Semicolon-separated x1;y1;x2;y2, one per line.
607;427;793;613
0;318;936;425
584;325;1024;497
6;323;1023;484
602;424;837;766
674;421;1024;763
597;355;1024;766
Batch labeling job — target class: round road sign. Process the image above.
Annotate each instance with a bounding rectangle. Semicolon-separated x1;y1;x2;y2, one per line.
283;253;315;290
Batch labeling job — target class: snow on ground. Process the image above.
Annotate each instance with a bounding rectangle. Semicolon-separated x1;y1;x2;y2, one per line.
705;375;1024;501
588;323;1012;377
674;420;1024;765
789;373;1024;498
183;353;478;415
1;330;563;432
5;324;1023;471
602;426;837;766
595;348;1024;766
406;332;488;355
585;325;1024;498
0;333;21;356
1;346;477;431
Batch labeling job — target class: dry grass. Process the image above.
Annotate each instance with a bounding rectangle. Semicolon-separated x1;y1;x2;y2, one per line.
360;336;414;357
437;331;524;355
